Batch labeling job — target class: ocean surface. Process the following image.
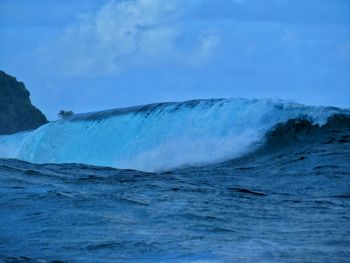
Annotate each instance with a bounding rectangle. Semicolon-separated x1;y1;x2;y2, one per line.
0;98;349;262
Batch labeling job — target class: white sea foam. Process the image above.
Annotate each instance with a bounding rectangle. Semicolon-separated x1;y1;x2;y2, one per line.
0;98;347;172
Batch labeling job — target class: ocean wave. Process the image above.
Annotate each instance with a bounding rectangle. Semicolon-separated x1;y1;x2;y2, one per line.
0;98;348;172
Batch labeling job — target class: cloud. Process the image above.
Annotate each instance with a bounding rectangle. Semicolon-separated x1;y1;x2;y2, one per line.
191;31;222;66
41;0;221;77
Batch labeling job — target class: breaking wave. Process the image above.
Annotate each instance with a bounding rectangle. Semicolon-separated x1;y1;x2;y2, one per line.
0;98;349;172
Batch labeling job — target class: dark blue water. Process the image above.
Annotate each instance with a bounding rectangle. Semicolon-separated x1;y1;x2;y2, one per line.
0;116;350;262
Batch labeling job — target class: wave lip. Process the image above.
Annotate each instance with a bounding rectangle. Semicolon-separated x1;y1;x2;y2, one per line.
0;98;348;172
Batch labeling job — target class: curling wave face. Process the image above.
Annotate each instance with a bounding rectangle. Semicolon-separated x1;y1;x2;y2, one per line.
0;98;348;172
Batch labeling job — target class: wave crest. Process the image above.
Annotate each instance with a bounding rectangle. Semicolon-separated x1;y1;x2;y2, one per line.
0;98;348;172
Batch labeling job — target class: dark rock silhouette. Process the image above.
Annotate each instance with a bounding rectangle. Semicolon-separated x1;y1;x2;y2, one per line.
0;70;48;135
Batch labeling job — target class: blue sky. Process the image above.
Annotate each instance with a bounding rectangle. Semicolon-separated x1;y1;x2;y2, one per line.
1;0;349;119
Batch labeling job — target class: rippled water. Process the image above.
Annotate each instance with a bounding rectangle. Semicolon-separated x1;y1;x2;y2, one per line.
1;117;350;262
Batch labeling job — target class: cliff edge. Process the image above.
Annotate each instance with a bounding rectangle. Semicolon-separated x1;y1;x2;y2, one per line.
0;70;48;135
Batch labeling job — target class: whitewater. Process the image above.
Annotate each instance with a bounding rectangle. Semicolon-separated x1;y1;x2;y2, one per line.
0;98;348;172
